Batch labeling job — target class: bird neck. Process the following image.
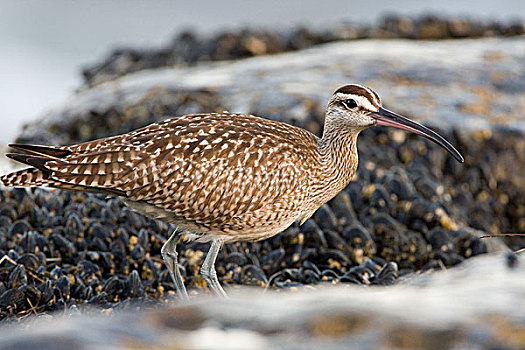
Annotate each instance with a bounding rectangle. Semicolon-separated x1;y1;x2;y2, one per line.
317;122;360;198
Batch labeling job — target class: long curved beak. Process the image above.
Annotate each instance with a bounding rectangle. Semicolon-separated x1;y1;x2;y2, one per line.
373;107;464;163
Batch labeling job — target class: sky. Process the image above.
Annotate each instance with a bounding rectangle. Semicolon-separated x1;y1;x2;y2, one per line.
0;0;523;143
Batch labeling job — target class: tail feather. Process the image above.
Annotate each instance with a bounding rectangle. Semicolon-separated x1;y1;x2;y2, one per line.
1;167;125;196
8;144;71;159
2;144;126;197
6;153;52;175
1;168;50;187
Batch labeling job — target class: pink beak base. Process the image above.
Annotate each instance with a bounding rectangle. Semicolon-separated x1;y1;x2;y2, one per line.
373;107;464;163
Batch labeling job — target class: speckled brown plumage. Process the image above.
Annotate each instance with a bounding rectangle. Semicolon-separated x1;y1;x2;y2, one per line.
2;112;359;242
1;84;463;298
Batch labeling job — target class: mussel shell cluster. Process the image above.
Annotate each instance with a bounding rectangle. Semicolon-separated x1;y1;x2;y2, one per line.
6;120;524;321
2;17;524;322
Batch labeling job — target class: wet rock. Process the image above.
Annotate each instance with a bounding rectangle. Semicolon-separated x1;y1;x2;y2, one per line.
130;245;146;261
368;213;404;261
317;250;352;272
88;291;108;306
382;169;416;202
414;176;443;200
450;228;487;258
65;212;84;237
16;253;41;271
343;265;372;284
401;231;429;269
222;252;248;270
38;280;54;305
49;233;76;261
299;262;321;284
50;266;64;280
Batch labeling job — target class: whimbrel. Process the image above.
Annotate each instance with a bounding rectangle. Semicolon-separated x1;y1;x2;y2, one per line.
0;84;463;299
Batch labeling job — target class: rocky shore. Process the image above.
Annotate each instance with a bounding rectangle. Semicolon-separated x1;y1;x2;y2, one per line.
82;15;525;87
0;15;524;348
0;253;523;349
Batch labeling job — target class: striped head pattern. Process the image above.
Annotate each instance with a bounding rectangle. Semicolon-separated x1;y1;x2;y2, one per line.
326;84;464;163
326;84;382;131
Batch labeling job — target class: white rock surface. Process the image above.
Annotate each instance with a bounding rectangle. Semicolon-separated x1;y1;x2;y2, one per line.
0;253;523;349
19;37;525;143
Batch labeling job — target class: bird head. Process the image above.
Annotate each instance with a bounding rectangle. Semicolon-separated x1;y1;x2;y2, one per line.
326;84;464;163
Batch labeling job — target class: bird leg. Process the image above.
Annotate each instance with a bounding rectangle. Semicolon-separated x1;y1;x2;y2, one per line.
200;238;227;297
161;227;189;301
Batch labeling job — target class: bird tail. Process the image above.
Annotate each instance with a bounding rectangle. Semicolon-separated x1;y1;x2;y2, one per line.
1;143;125;196
1;143;64;188
0;167;105;194
8;143;72;159
0;167;51;188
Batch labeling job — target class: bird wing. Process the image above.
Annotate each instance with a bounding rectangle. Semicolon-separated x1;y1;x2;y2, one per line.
121;114;319;231
2;113;320;232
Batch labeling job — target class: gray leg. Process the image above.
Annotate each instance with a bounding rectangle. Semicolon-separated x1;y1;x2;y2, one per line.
200;239;227;297
161;227;189;301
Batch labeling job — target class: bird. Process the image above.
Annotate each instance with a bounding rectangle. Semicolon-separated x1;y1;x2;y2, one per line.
0;84;463;300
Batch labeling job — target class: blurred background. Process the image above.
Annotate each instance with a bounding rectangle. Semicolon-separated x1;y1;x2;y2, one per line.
1;0;524;143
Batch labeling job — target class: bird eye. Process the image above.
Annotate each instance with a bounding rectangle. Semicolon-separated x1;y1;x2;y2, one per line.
342;99;358;109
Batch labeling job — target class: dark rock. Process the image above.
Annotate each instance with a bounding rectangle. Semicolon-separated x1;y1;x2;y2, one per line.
222;252;248;269
368;184;393;213
20;285;41;309
50;233;76;261
130;245;146;261
506;253;518;269
38;280;54;305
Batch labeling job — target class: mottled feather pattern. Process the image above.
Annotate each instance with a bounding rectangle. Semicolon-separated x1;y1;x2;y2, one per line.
0;84;465;299
1;113;357;242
